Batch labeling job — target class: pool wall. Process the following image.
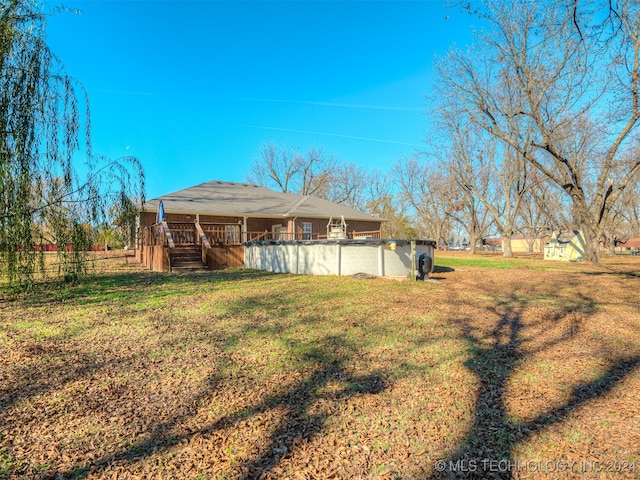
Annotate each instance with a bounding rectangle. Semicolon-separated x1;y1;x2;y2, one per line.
244;239;435;278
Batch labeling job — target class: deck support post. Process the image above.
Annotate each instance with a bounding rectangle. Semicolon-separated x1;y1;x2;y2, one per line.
378;244;385;277
411;241;416;281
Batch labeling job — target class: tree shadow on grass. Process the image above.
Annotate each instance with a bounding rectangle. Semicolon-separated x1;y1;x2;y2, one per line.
0;342;125;416
48;286;392;479
53;337;388;479
430;288;640;479
581;268;640;279
237;342;388;478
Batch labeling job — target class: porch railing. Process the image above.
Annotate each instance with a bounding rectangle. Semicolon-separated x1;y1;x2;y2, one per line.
201;223;242;245
140;222;176;248
166;222;197;245
140;222;243;247
139;223;381;247
246;231;330;241
351;230;381;239
195;222;212;249
246;229;382;242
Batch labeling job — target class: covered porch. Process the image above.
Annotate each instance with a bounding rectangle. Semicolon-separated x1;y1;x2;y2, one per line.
135;220;382;272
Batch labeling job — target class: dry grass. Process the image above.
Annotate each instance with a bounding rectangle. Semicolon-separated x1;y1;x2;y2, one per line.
1;251;639;479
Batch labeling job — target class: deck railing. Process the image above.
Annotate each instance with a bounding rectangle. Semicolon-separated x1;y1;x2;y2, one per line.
246;229;382;242
166;222;197;245
140;222;176;248
195;222;212;249
246;231;334;241
140;223;381;247
140;222;243;247
351;230;381;239
201;223;242;245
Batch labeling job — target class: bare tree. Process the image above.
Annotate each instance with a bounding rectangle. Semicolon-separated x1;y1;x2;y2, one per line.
436;0;640;262
617;177;640;236
363;170;416;239
603;173;640;251
321;163;369;210
246;143;379;213
517;171;571;252
445;179;494;254
394;155;457;249
246;142;336;196
433;116;530;257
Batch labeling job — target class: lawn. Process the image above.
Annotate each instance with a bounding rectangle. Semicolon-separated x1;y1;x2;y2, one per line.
1;252;639;479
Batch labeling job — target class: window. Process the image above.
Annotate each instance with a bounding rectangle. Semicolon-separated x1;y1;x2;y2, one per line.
302;222;312;240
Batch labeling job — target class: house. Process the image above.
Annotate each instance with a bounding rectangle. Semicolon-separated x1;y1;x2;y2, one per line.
480;234;550;254
503;234;551;254
543;230;586;261
509;234;550;254
136;180;383;271
447;235;469;250
481;238;502;252
613;237;640;256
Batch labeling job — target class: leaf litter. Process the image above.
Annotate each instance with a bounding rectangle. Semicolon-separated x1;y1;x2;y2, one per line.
0;252;638;479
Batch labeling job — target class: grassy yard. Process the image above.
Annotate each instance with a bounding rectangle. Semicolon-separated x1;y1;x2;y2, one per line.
1;251;639;479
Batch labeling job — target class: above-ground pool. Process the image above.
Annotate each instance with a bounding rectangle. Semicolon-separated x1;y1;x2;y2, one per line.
244;239;435;279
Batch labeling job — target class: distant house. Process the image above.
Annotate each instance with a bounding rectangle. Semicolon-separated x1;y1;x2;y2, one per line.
481;238;502;252
544;230;586;262
447;235;469;250
509;234;550;254
136;180;383;271
481;234;550;254
613;237;640;256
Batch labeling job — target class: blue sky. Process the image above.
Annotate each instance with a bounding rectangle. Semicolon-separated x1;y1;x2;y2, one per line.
45;1;477;200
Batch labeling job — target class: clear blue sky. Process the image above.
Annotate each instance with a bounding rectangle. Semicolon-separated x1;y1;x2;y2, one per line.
45;0;476;200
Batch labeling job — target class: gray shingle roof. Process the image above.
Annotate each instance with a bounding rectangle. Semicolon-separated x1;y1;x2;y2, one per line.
143;180;381;222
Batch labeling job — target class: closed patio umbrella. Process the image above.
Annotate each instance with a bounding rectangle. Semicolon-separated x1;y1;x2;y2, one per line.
156;200;165;225
155;200;166;239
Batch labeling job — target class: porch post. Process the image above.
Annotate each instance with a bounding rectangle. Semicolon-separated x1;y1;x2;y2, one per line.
243;217;248;243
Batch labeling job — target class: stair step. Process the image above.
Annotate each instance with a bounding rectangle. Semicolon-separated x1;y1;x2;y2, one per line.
172;259;207;266
171;262;208;271
168;245;208;271
171;254;202;260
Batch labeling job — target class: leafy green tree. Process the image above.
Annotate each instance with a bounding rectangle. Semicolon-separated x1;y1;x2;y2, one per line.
0;1;144;286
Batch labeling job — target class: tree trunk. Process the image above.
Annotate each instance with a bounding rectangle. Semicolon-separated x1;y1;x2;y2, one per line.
579;221;601;263
469;232;477;254
502;233;514;258
582;228;600;263
585;235;601;263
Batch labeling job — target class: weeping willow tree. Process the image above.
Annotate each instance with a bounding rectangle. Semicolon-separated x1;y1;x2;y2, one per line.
0;0;144;286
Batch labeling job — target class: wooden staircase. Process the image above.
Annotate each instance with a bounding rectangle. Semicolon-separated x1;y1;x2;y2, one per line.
169;245;208;272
